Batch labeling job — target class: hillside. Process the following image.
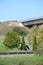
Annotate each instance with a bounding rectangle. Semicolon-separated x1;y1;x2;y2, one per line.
0;21;29;35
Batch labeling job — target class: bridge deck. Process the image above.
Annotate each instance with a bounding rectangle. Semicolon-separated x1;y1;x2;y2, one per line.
21;18;43;28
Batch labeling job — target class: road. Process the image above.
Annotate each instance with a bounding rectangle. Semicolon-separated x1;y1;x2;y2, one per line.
0;51;33;55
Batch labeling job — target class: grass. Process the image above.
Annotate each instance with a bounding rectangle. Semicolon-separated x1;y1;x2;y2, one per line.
0;55;43;65
0;38;6;51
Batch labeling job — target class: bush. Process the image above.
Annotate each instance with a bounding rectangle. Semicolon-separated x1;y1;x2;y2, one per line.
3;31;20;49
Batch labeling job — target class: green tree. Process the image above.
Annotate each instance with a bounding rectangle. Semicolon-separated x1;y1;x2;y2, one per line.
26;25;38;44
36;25;43;55
21;35;25;50
13;27;27;36
36;25;43;46
3;31;20;49
32;36;37;51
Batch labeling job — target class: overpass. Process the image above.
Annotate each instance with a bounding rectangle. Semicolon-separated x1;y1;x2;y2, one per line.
21;17;43;28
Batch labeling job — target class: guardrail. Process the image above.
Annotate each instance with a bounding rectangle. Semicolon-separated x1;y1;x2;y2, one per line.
0;51;33;55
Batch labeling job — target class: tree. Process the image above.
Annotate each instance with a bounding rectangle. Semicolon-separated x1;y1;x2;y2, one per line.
3;31;20;49
30;25;38;36
36;25;43;54
13;27;27;36
32;36;37;51
26;25;38;44
36;25;43;46
21;35;25;50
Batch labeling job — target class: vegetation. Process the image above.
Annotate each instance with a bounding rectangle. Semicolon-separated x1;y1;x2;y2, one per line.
0;39;20;52
3;31;20;49
32;36;37;51
0;24;43;53
13;27;27;36
0;55;43;65
27;25;43;54
0;23;43;65
21;35;25;50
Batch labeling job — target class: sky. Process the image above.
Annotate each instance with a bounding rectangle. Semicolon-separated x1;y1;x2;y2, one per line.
0;0;43;22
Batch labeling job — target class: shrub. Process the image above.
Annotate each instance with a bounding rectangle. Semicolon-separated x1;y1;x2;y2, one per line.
3;31;20;49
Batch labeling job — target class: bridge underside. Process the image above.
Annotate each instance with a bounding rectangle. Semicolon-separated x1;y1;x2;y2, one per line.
25;23;43;28
22;18;43;28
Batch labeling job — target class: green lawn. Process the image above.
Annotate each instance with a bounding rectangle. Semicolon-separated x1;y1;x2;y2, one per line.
0;55;43;65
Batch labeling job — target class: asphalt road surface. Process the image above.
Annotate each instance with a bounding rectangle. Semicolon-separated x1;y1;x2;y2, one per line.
0;51;33;55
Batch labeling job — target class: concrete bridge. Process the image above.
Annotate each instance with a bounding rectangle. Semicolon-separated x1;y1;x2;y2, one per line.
21;17;43;28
